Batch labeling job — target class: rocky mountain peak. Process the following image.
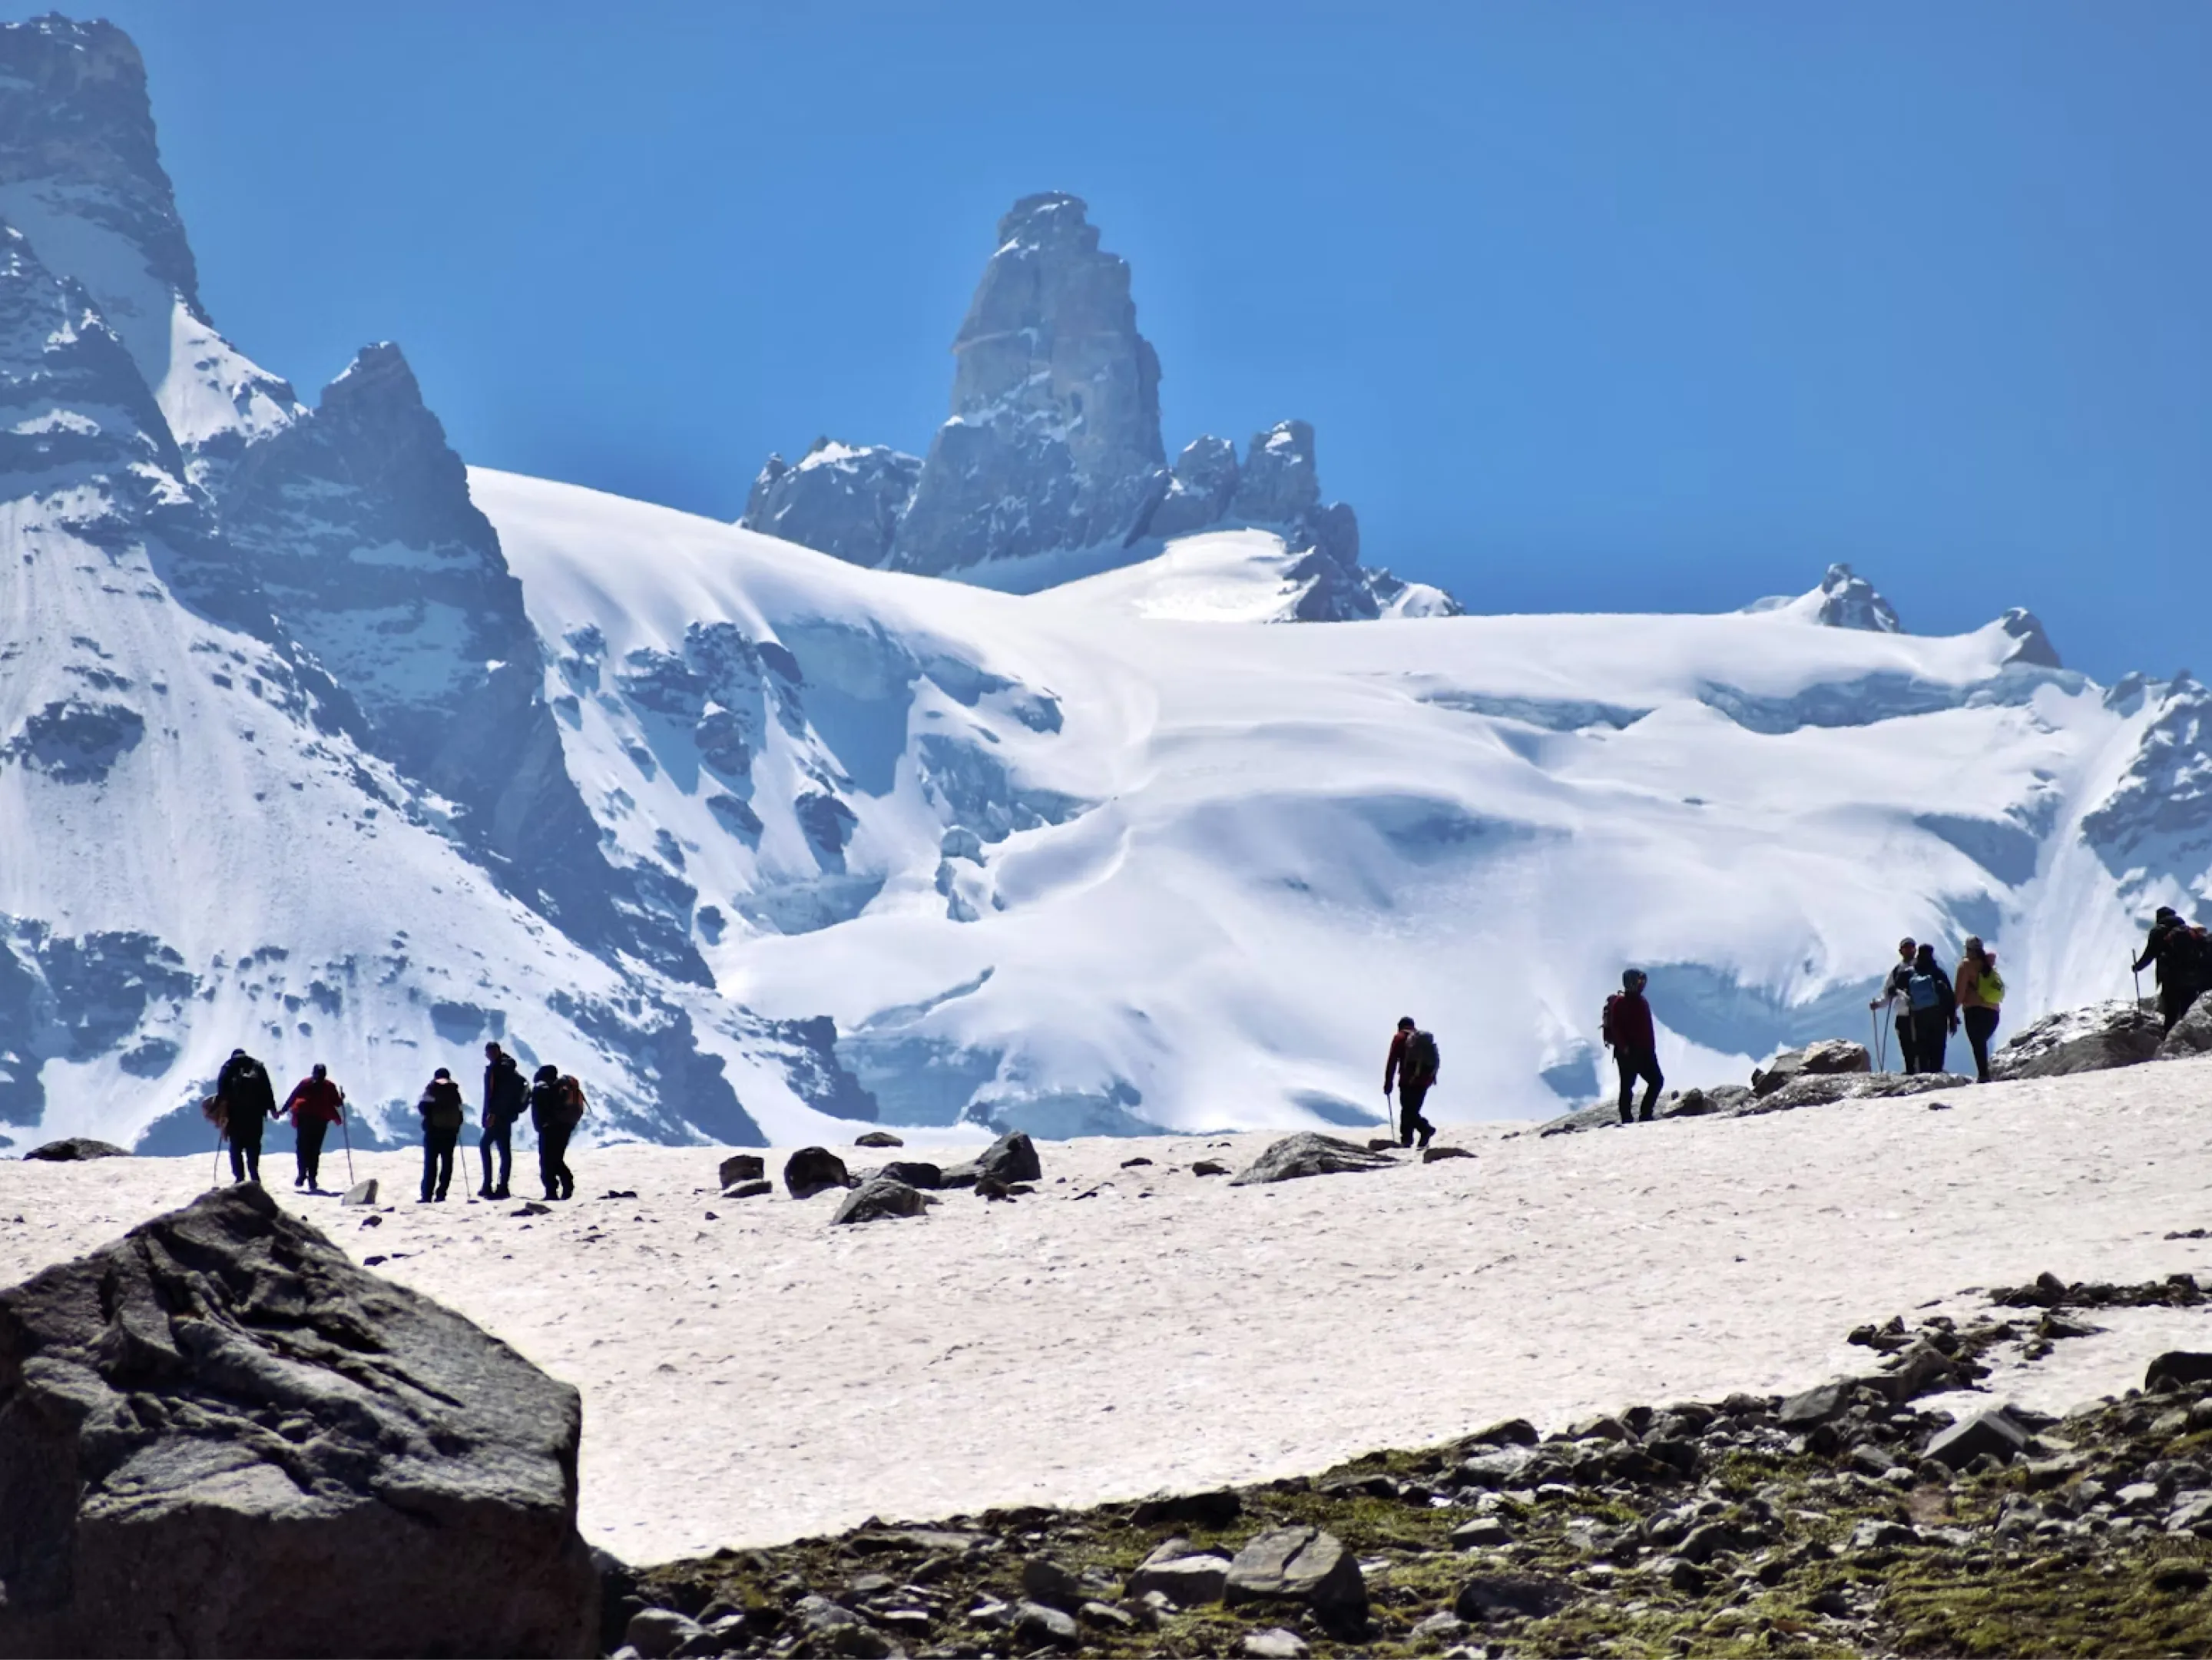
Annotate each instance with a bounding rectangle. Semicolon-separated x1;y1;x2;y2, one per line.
1813;562;1902;632
0;15;296;465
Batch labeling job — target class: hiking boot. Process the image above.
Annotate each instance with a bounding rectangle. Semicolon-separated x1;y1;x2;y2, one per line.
475;1185;492;1200
1638;1108;1653;1122
492;1185;510;1200
294;1173;306;1188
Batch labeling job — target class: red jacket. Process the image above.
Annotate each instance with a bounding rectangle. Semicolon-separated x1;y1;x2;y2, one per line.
1605;990;1656;1052
284;1076;344;1127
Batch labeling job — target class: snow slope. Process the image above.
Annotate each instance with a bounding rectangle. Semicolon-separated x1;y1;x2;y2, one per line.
7;1062;2210;1559
478;467;2184;1138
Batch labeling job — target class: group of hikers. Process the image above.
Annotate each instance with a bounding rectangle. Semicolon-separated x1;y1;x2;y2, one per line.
204;1041;587;1203
1866;935;2006;1082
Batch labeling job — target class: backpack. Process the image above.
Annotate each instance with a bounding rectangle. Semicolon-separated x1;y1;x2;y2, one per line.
422;1085;464;1132
1906;970;1942;1012
1977;966;2005;1006
1601;994;1621;1046
555;1075;588;1130
1403;1032;1439;1087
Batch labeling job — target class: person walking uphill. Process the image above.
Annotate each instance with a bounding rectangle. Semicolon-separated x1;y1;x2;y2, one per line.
478;1041;526;1201
416;1067;465;1202
1383;1017;1439;1150
1954;938;2005;1083
1604;969;1663;1123
1905;943;1958;1074
2135;906;2207;1033
282;1063;345;1190
529;1064;584;1200
216;1047;278;1184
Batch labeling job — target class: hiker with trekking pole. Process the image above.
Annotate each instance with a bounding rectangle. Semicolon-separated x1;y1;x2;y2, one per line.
1868;937;1917;1073
2134;906;2209;1034
1382;1017;1440;1151
215;1048;277;1184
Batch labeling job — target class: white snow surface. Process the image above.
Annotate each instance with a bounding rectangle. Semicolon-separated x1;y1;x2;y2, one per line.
472;467;2174;1141
5;1060;2209;1562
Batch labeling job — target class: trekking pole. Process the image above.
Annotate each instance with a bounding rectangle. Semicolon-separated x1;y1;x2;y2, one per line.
211;1129;225;1186
2132;956;2143;1008
1869;1007;1882;1075
339;1096;356;1187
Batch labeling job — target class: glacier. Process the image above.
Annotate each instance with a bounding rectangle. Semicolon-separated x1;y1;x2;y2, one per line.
0;15;2207;1156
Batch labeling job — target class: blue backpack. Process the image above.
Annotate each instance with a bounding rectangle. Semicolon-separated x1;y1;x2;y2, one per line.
1906;969;1943;1012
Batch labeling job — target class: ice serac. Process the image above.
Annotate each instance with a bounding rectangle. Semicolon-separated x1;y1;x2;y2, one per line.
218;343;705;982
741;439;920;567
2081;672;2212;895
0;16;298;476
891;192;1168;575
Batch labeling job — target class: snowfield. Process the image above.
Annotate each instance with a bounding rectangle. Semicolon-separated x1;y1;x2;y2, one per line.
6;1060;2209;1564
472;466;2179;1145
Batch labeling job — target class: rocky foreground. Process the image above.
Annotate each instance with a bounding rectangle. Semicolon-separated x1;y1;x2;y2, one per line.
614;1282;2212;1659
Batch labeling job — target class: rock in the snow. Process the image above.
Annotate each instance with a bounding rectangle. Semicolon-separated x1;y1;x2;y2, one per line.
2147;1351;2212;1392
1422;1145;1475;1164
341;1178;379;1206
876;1160;943;1190
1191;1159;1230;1176
1229;1132;1398;1185
1751;1039;1869;1097
784;1145;853;1199
1810;562;1902;633
853;1130;905;1148
724;1179;773;1201
0;1184;596;1657
2157;996;2212;1059
830;1177;930;1225
718;1152;766;1188
1241;1629;1310;1659
942;1129;1042;1188
1224;1526;1366;1617
1993;1000;2164;1080
18;1137;127;1161
1925;1406;2032;1469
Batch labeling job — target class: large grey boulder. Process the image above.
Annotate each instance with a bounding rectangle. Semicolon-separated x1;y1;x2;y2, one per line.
1229;1132;1399;1186
784;1145;853;1199
1124;1539;1230;1606
0;1184;595;1658
830;1177;930;1225
942;1130;1042;1189
1751;1039;1869;1096
1992;1000;2164;1080
1224;1526;1366;1618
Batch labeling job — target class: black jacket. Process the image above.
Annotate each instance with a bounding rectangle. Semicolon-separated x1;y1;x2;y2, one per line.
418;1078;465;1134
528;1079;565;1136
2136;919;2201;990
217;1052;277;1134
484;1055;528;1128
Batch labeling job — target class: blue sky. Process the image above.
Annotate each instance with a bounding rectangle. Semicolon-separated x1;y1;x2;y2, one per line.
50;1;2212;681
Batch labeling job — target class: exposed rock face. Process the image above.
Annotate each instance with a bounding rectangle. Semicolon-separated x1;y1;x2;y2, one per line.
892;193;1167;576
742;441;921;567
0;1185;596;1658
1812;563;1902;632
220;343;702;981
1145;436;1240;540
1230;421;1323;525
2157;996;2212;1059
1999;608;2062;669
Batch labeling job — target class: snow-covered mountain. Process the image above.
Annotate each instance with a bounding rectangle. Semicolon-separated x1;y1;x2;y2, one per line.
2;15;2207;1155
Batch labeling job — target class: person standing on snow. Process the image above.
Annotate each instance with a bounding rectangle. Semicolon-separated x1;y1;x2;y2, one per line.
478;1041;526;1201
281;1063;346;1190
1906;943;1958;1074
529;1064;581;1199
2134;906;2206;1032
1868;936;1917;1071
1382;1017;1439;1150
416;1067;465;1202
216;1047;278;1184
1603;969;1664;1123
1952;937;2005;1083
